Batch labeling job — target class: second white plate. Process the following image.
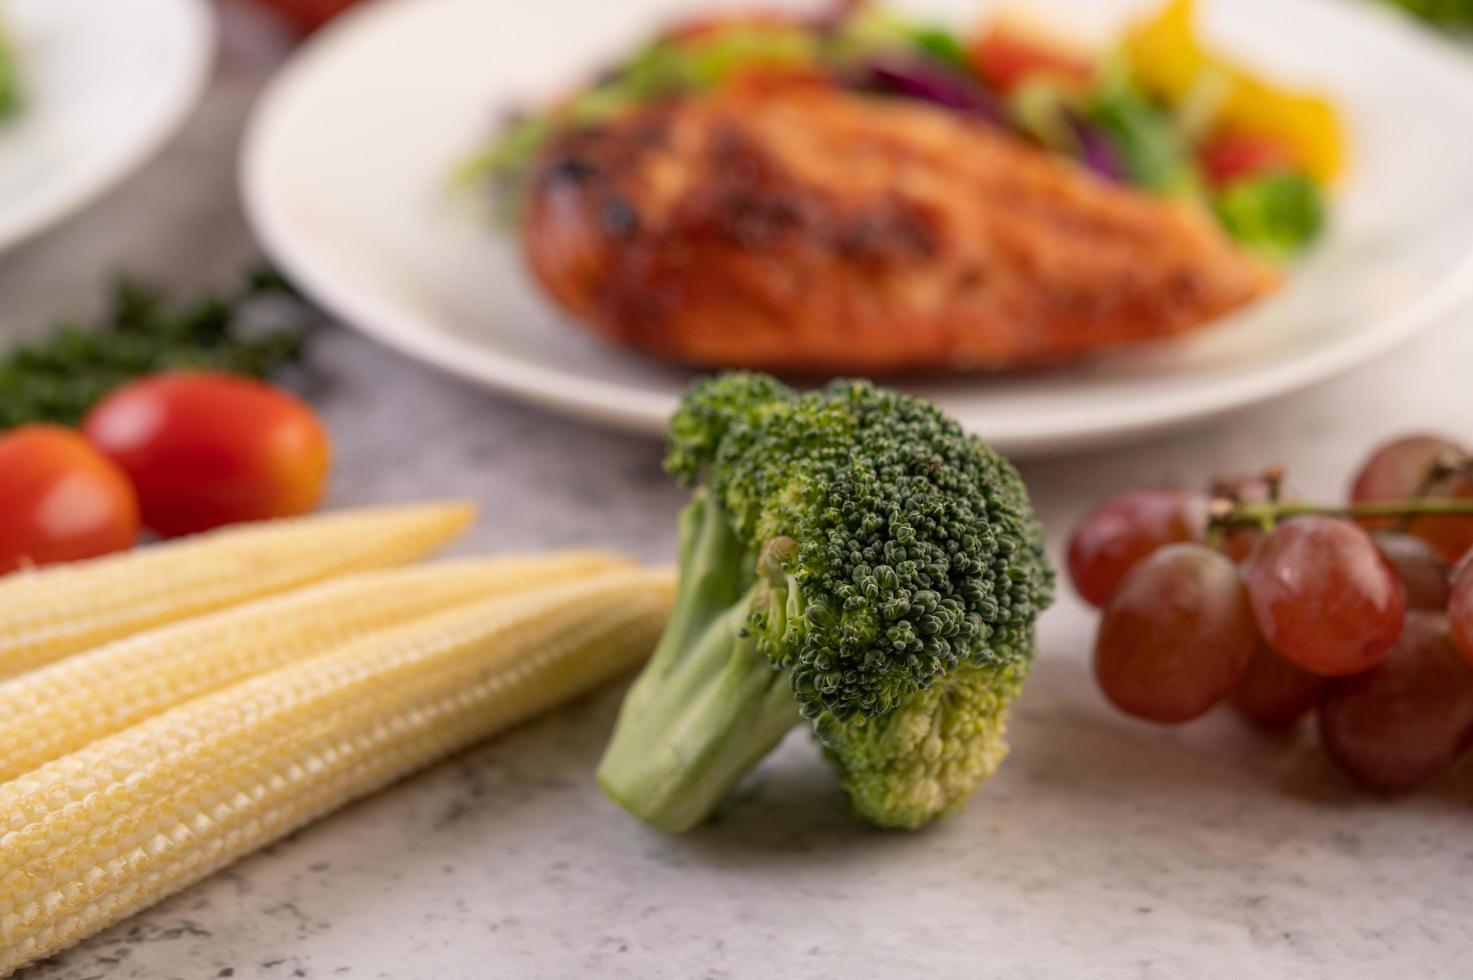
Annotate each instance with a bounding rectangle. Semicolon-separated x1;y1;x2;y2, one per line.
0;0;213;256
243;0;1473;456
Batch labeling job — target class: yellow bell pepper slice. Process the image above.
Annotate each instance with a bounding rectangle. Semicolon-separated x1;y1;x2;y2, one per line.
1124;0;1346;183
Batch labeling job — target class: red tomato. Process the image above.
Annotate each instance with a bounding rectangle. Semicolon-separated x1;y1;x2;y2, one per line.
968;25;1093;95
83;372;331;538
0;425;140;574
1197;132;1296;188
246;0;362;33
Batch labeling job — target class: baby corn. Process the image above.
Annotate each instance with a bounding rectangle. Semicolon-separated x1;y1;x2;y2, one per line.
0;567;673;975
0;501;475;680
0;552;627;782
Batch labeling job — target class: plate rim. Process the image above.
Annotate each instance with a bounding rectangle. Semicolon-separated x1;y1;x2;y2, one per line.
0;0;216;255
240;0;1473;455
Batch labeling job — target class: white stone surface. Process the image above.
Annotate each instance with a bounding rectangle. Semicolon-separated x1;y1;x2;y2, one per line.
2;6;1471;978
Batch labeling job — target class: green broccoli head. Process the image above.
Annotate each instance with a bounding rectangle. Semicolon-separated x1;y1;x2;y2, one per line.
670;373;1050;719
598;373;1053;831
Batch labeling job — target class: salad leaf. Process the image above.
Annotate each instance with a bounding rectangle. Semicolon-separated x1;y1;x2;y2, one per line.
461;27;821;221
1213;171;1324;261
1069;116;1127;183
857;56;1007;123
1009;78;1077;152
0;22;20;119
1084;60;1198;195
1008;80;1124;182
661;27;820;88
906;26;970;71
828;6;966;70
1380;0;1473;27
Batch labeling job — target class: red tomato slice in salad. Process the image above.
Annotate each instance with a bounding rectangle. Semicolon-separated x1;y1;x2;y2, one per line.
968;25;1093;95
1198;132;1297;187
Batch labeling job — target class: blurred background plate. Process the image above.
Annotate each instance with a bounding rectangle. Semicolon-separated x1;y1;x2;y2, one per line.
242;0;1473;456
0;0;213;255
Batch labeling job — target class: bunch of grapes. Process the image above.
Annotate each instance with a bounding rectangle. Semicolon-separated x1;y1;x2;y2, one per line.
1069;434;1473;793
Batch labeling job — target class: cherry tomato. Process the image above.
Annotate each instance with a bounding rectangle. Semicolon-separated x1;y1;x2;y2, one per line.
1197;132;1296;188
968;24;1093;95
0;425;140;573
83;372;331;538
245;0;362;33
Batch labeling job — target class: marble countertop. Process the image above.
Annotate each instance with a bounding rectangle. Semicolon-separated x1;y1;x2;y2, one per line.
4;7;1472;978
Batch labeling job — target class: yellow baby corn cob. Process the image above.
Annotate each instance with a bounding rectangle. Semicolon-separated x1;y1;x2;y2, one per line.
0;567;673;975
0;501;475;681
0;551;628;783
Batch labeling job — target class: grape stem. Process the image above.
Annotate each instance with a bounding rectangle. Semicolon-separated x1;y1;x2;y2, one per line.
1210;497;1473;533
1397;451;1473;532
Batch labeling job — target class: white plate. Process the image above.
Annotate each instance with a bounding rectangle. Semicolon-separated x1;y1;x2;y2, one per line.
243;0;1473;456
0;0;213;255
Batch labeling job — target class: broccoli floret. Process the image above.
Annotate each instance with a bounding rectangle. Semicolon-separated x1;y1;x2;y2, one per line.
597;373;1054;831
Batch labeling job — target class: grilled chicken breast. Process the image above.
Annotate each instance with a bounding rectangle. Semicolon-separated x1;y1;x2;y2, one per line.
522;84;1279;373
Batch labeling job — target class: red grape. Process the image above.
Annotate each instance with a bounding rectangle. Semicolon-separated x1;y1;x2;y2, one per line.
1449;559;1473;670
1243;516;1406;676
1351;434;1473;563
1319;611;1473;792
1095;544;1257;723
1068;489;1208;607
1228;637;1324;730
1371;532;1450;610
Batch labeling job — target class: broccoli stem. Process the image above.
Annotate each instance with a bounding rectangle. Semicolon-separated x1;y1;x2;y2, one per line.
597;492;801;832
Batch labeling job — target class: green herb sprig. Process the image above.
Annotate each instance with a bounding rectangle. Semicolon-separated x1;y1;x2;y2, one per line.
0;268;313;429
